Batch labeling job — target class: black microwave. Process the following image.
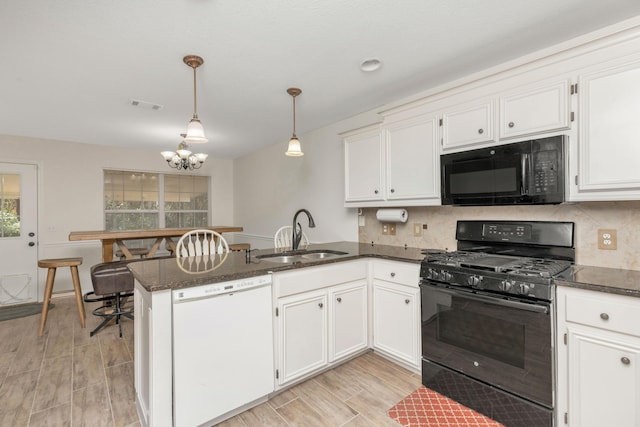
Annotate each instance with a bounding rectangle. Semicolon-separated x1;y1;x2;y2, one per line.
441;136;566;206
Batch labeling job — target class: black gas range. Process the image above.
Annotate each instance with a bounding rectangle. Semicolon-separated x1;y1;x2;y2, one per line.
420;220;574;427
421;250;572;301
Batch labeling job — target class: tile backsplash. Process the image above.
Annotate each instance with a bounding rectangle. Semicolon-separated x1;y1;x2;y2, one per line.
359;201;640;270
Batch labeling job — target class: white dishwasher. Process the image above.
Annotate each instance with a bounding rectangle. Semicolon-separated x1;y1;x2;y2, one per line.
172;275;273;427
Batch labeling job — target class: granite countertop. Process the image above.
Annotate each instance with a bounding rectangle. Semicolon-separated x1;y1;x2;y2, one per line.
129;241;424;292
555;265;640;298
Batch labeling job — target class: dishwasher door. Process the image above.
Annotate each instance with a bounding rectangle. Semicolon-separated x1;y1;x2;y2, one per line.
172;280;273;427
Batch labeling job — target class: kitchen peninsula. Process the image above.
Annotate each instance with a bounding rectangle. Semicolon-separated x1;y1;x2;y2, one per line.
129;241;424;427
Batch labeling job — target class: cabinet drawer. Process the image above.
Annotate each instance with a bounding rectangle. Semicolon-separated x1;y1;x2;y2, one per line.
372;261;419;287
565;289;640;337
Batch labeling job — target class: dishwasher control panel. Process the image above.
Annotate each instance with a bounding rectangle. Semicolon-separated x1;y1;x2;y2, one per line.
173;274;272;302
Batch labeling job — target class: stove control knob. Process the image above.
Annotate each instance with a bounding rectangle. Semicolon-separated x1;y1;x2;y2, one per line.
428;269;437;280
467;275;482;288
438;270;450;281
516;283;531;295
499;279;515;292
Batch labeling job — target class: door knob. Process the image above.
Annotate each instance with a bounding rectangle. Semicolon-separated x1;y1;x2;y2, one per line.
336;297;342;303
28;232;35;237
621;357;631;365
28;242;35;247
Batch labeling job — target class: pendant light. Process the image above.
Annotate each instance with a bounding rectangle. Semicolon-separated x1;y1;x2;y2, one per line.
160;55;208;170
285;87;303;157
183;55;208;143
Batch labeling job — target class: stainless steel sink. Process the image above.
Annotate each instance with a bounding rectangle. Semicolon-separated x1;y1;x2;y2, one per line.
256;249;348;263
257;255;302;263
301;251;347;260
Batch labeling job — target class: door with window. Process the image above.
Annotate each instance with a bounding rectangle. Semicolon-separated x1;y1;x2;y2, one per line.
0;163;38;305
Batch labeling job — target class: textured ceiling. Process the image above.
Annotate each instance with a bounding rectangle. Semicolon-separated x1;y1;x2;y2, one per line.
2;0;640;159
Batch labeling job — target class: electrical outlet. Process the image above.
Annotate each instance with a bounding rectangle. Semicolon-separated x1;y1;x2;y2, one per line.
358;216;365;227
382;223;396;236
413;223;422;237
389;224;396;235
382;224;389;235
598;229;617;250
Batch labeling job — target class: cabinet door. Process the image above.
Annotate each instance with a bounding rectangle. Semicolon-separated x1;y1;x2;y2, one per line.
500;79;571;139
344;125;384;202
372;281;420;368
384;113;440;201
577;60;640;195
329;281;368;362
442;99;495;151
567;329;640;427
277;291;327;385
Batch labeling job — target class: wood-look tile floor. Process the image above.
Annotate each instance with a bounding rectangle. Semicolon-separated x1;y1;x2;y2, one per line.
0;296;420;427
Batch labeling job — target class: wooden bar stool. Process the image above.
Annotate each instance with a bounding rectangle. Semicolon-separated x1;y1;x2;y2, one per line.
38;257;86;336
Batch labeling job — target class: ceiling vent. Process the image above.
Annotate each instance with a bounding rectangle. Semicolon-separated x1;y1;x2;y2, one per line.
129;99;163;110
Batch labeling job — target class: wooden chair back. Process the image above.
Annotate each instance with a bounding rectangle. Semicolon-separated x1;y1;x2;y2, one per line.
175;229;229;257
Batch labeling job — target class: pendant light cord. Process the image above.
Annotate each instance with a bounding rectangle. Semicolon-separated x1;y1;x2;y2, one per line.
192;66;198;118
292;94;297;136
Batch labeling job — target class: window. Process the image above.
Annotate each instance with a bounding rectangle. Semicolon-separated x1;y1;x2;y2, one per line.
164;174;209;228
0;174;20;237
104;170;209;230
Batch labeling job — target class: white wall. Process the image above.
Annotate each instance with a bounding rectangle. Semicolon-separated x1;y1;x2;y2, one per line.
233;111;379;249
0;133;234;296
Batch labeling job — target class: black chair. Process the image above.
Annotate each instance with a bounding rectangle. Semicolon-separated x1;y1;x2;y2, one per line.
84;260;135;337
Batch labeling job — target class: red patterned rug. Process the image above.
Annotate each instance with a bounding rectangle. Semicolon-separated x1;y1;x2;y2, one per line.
388;386;505;426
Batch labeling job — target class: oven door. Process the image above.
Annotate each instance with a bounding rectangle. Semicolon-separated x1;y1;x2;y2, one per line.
420;282;553;408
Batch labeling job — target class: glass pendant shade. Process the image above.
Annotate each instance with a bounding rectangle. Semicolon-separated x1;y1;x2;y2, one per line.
184;116;208;143
285;136;303;157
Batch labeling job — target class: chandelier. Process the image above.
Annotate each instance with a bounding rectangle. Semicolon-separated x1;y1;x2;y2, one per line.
161;142;208;170
161;54;208;170
285;87;303;156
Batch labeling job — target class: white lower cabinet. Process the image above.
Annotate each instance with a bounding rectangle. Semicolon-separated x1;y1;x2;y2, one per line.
557;287;640;427
274;261;369;388
371;260;421;370
277;290;328;385
330;282;368;362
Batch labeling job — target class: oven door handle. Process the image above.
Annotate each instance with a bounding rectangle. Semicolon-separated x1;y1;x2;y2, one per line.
426;284;549;314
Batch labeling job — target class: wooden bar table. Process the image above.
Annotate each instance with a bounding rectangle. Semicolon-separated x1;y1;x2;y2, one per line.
69;226;243;262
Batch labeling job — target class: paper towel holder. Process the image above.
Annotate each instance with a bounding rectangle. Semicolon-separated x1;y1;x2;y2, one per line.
376;208;408;223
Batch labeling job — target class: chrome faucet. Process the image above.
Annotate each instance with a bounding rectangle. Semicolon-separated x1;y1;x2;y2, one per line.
291;209;316;251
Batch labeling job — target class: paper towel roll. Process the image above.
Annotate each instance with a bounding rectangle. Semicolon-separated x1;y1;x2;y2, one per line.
376;208;408;223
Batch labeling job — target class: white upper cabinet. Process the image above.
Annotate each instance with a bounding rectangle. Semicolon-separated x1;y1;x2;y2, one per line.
384;113;440;201
343;110;440;207
575;57;640;200
441;98;496;151
343;124;385;203
499;78;572;139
